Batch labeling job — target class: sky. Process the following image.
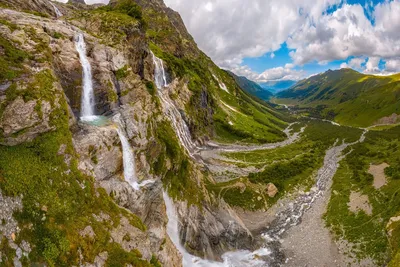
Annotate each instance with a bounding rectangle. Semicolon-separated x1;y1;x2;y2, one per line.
163;0;400;82
59;0;400;82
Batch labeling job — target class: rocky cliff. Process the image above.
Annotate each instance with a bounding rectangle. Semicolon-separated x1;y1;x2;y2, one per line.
0;0;288;265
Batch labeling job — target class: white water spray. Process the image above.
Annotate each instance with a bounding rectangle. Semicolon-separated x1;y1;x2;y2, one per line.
163;191;271;267
75;33;96;121
151;51;168;89
151;52;198;156
113;115;140;190
49;1;63;18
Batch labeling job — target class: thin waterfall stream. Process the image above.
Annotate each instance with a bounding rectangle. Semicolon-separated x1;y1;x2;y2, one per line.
113;115;140;190
75;33;96;121
151;52;199;157
49;1;62;18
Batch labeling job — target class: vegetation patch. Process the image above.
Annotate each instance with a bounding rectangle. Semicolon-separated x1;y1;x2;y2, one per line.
147;120;204;206
0;35;28;81
325;125;400;264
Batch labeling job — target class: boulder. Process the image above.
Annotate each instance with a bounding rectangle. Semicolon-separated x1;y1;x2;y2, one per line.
266;183;278;198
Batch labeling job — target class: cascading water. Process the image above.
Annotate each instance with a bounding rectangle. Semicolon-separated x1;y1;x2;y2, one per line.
113;114;154;190
75;33;96;121
151;52;198;157
163;129;368;266
151;51;168;89
49;1;63;18
163;190;271;267
113;115;140;190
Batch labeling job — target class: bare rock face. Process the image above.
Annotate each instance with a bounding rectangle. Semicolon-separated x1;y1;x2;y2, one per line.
0;97;53;146
100;179;183;267
73;123;122;180
177;200;255;261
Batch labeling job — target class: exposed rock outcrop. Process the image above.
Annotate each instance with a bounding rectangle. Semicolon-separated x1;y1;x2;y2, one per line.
0;97;53;145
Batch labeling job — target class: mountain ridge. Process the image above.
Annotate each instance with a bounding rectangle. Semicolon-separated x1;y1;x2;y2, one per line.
276;68;400;127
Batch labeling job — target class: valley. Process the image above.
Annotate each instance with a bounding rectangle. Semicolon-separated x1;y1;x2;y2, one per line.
0;0;399;267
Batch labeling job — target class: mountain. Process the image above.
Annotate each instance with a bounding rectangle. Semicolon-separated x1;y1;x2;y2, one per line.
260;80;297;94
277;68;400;127
0;0;289;266
3;1;400;266
228;71;273;100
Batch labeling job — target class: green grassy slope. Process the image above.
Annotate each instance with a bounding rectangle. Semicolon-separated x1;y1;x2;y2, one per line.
227;70;274;101
276;68;400;127
137;0;289;144
208;121;362;210
325;126;400;265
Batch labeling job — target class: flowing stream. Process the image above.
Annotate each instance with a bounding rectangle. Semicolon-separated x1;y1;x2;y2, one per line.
163;129;368;266
49;1;63;18
75;33;96;121
152;53;370;266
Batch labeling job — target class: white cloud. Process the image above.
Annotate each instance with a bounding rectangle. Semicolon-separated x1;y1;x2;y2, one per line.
364;57;381;73
385;58;400;72
165;0;400;80
270;53;275;59
231;65;304;82
164;0;341;69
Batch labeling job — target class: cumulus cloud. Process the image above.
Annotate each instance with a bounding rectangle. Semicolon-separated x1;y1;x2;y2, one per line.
164;0;341;69
364;57;381;73
385;58;400;72
231;64;304;82
341;57;366;69
165;0;400;80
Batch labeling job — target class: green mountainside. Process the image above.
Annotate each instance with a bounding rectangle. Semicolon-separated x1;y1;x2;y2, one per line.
1;0;400;266
227;70;274;101
276;68;400;127
0;0;289;265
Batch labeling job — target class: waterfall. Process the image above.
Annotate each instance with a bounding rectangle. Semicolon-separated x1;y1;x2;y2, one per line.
113;115;140;190
75;33;96;121
151;52;198;156
162;191;270;267
49;1;63;18
151;51;168;89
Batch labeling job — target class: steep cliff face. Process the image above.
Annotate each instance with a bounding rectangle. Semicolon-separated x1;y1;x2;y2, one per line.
0;0;289;265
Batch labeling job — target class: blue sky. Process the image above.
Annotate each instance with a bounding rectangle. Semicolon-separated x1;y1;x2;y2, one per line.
241;0;386;80
166;0;400;82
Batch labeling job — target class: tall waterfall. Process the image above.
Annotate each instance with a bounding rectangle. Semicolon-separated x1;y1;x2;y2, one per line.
162;191;270;267
151;52;198;156
49;1;63;18
75;33;95;121
151;51;168;89
113;115;140;190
